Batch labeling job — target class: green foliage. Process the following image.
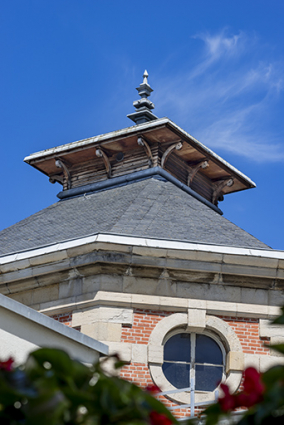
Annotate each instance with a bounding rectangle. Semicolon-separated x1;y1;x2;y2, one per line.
4;306;284;424
0;348;177;425
236;365;284;425
272;307;284;325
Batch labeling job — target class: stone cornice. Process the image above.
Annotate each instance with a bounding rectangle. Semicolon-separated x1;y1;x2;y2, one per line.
0;235;283;296
39;291;280;319
1;233;283;265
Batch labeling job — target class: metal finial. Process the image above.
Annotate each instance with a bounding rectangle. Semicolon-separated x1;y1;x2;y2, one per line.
143;70;149;85
127;70;158;125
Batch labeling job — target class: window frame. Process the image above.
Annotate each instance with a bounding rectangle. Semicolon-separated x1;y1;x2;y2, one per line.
162;329;226;393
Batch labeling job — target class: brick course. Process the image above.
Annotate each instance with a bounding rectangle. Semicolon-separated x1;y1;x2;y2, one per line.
120;309;269;418
51;308;269;419
218;316;270;355
50;312;72;327
121;309;172;345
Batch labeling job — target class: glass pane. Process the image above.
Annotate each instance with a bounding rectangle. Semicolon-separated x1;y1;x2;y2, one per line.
195;365;223;391
162;362;190;389
164;333;191;362
196;335;223;364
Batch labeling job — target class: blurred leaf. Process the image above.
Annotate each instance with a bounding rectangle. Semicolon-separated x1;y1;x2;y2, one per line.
24;390;69;425
269;344;284;356
272;307;284;324
114;360;127;369
28;348;74;376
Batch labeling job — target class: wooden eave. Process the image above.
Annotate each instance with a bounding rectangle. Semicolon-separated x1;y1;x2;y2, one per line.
24;118;255;195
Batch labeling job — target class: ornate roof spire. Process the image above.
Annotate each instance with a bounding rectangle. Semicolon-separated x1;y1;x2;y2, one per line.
127;70;158;125
143;69;149;84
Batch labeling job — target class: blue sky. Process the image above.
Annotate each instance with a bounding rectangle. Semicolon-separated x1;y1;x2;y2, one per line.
1;1;284;249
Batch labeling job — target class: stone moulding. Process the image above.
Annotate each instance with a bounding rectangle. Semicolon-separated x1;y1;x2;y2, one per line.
1;236;284;294
1;234;283;267
1;236;284;324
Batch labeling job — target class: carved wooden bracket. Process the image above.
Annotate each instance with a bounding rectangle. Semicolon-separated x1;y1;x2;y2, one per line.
212;178;234;205
137;136;153;167
55;159;71;189
187;160;209;187
161;142;183;169
49;174;63;185
96;147;111;178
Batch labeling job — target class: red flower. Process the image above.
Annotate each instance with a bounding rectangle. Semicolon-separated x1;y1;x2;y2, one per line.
218;368;265;412
236;367;264;408
242;367;264;396
146;384;161;393
0;357;14;371
236;392;260;409
149;411;172;425
218;384;236;412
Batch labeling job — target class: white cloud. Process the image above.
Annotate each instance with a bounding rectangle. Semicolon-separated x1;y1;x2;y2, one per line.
197;108;284;162
154;30;284;162
197;30;243;59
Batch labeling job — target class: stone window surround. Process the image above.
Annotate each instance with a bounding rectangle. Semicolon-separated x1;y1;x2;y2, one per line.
148;310;244;404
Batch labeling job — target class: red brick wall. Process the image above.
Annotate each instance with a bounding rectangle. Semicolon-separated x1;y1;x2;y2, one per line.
120;362;152;387
50;308;269;419
120;309;269;418
218;316;270;355
121;309;173;345
50;312;72;327
119;362;195;418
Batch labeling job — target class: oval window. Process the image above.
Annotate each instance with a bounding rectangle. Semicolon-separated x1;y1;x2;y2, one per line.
162;333;224;392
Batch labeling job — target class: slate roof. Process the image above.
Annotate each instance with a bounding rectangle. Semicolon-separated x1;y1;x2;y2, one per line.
0;177;270;256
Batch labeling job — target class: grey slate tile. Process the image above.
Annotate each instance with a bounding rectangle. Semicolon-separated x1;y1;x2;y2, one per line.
0;178;270;256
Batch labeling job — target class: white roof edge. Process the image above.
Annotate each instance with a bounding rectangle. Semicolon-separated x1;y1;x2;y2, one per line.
168;120;256;187
1;233;283;265
24;118;255;187
0;293;108;355
24;118;170;162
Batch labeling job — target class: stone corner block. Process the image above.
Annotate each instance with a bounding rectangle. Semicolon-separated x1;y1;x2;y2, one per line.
81;322;122;342
187;308;206;332
270;336;284;357
148;345;163;364
244;354;260;371
106;342;132;362
187;299;207;310
132;344;148;363
259;355;284;372
259;319;284;338
226;351;244;373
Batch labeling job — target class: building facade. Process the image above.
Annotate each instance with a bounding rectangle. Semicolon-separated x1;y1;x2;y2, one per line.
1;72;284;418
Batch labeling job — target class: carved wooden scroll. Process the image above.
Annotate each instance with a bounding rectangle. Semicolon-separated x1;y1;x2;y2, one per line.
55;159;71;189
96;147;111;178
137;136;153;167
212;178;234;205
161;142;183;169
49;174;63;185
187;160;209;187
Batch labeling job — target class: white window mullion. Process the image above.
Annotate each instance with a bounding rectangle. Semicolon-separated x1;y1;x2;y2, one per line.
190;333;196;391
